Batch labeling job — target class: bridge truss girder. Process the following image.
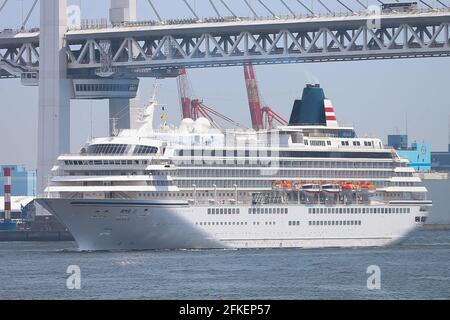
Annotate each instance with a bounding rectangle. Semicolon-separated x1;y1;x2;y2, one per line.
0;41;39;77
66;22;450;74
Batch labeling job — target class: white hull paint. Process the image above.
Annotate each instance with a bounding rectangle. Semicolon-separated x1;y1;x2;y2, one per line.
38;198;427;251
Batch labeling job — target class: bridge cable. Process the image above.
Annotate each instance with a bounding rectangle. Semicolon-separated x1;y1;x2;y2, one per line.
146;0;163;22
317;0;333;14
354;0;367;9
419;0;433;9
0;0;9;14
337;0;354;13
21;0;38;31
243;0;259;17
208;0;222;17
257;0;278;18
296;0;314;15
436;0;448;8
280;0;296;16
218;0;237;18
182;0;200;20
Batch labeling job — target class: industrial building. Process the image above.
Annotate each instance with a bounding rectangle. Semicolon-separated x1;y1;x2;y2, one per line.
431;146;450;172
387;134;409;150
0;165;36;197
0;165;36;231
387;135;431;171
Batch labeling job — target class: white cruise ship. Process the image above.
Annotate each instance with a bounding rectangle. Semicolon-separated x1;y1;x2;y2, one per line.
37;84;431;251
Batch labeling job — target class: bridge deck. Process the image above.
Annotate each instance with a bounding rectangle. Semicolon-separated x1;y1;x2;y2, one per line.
68;9;450;39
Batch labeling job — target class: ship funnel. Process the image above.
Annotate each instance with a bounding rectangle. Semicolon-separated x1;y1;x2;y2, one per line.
289;84;326;126
288;84;338;127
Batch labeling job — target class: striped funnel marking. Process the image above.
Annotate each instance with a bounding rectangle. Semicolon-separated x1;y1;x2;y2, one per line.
324;99;338;127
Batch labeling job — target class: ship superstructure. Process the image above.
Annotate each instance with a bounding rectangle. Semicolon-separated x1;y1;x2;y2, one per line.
37;84;431;251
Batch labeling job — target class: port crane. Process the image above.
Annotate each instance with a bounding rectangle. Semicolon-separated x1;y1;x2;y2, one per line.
177;65;287;130
177;67;246;130
243;64;288;130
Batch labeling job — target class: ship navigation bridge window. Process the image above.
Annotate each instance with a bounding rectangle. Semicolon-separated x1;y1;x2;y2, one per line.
134;145;158;155
87;144;128;155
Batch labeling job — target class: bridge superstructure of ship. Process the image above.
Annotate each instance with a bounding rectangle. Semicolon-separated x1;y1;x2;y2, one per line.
0;0;450;198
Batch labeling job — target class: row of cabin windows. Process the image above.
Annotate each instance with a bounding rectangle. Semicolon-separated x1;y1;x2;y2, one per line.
176;169;393;179
207;208;241;215
309;220;362;226
252;221;276;226
65;160;149;166
295;140;374;148
395;172;414;177
176;160;395;169
177;180;273;188
308;207;411;214
288;221;300;226
248;208;289;215
68;170;164;176
197;221;247;226
341;141;374;147
137;192;249;198
305;140;330;147
139;193;182;198
196;221;276;227
175;150;392;160
279;161;393;169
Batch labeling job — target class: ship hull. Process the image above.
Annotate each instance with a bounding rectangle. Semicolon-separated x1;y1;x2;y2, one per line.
37;198;428;251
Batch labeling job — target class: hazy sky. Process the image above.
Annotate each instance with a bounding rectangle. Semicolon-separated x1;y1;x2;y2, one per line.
1;0;450;170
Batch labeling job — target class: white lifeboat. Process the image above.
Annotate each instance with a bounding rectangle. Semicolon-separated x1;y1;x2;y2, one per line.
321;184;341;194
301;184;321;195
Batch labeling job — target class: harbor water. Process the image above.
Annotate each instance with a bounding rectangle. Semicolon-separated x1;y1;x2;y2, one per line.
0;229;449;300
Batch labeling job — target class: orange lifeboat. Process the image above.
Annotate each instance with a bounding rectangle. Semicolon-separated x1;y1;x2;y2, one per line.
341;182;357;192
281;180;293;189
273;180;293;190
359;182;376;194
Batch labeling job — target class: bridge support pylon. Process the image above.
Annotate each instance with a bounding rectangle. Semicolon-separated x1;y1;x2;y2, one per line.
37;0;72;202
110;0;137;24
109;0;137;134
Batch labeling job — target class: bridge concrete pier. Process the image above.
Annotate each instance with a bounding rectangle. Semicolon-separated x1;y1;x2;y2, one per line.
37;0;72;199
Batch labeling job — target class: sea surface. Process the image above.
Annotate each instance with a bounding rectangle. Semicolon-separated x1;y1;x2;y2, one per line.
0;230;449;300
